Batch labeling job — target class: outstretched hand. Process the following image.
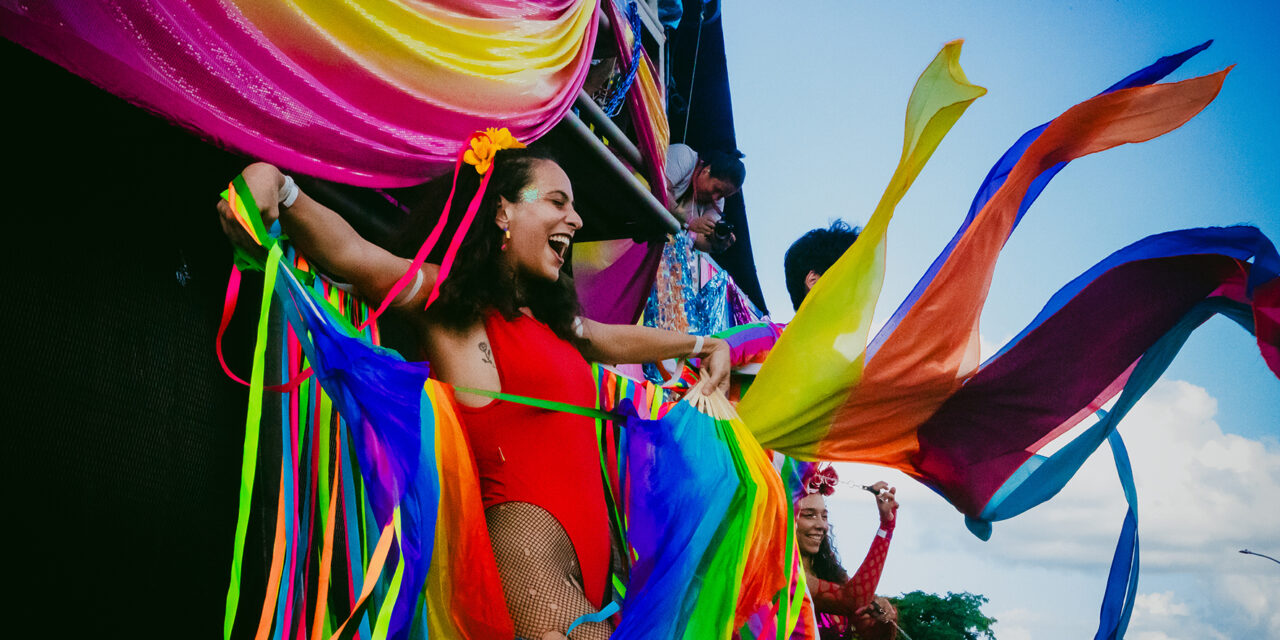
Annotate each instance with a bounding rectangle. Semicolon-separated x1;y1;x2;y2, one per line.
215;162;283;255
853;597;899;640
867;481;899;523
697;337;731;395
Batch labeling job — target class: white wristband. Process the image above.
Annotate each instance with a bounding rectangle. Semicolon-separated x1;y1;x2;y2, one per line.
391;269;424;307
690;334;705;358
278;174;300;208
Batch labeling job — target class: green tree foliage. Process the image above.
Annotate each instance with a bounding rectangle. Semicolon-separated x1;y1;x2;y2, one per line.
889;591;997;640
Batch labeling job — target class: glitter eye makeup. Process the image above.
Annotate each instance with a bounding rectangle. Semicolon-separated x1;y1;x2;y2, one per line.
519;187;540;203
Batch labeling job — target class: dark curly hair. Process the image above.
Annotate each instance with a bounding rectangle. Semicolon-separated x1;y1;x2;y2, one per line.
393;147;581;341
809;523;850;583
783;219;861;311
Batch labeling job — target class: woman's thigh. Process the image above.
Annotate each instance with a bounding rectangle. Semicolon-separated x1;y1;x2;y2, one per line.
485;501;611;640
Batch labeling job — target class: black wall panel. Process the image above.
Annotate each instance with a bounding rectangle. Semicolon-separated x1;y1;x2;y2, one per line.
3;39;273;637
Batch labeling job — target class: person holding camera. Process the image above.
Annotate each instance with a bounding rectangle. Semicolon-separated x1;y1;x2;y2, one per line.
664;143;746;254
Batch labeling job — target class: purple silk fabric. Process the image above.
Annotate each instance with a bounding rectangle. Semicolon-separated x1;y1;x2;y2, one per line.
575;240;665;324
914;226;1280;517
612;401;739;640
1;0;597;187
275;267;437;639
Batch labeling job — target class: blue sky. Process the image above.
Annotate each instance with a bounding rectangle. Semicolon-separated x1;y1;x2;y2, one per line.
722;1;1279;638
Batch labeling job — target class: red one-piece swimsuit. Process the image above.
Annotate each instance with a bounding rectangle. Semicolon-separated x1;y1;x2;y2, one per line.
456;310;610;608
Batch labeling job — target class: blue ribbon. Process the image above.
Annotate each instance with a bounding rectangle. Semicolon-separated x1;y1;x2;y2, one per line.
1095;427;1139;640
568;600;622;636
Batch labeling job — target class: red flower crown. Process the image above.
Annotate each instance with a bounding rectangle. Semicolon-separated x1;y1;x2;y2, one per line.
801;463;839;497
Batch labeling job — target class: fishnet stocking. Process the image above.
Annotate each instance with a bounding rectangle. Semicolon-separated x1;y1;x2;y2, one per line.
809;519;895;617
486;502;612;640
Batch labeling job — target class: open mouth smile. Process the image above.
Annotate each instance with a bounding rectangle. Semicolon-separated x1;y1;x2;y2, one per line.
548;233;572;259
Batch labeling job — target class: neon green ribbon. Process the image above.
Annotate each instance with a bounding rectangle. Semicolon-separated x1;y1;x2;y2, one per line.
454;385;619;421
224;242;283;639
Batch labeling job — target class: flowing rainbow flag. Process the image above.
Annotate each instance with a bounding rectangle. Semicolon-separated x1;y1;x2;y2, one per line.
220;180;811;639
736;39;986;451
594;381;806;640
733;41;1275;528
731;41;1276;640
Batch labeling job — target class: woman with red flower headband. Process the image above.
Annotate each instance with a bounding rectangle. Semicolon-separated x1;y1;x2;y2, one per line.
795;465;901;640
216;129;732;639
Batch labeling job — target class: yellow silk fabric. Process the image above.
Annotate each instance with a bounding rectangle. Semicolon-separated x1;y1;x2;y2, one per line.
737;41;986;458
232;0;599;118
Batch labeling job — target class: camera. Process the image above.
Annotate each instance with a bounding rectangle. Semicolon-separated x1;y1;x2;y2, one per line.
713;219;735;240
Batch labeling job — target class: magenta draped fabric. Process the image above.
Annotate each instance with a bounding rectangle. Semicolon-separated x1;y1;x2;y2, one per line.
1;0;598;187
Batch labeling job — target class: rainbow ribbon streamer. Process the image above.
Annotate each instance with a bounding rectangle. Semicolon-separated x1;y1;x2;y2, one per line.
219;178;511;640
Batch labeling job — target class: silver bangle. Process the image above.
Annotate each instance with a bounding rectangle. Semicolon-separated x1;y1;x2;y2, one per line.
690;334;705;358
278;174;300;208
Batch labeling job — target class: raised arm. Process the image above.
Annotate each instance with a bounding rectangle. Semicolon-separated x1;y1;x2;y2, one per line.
216;162;435;307
575;319;730;394
808;483;899;616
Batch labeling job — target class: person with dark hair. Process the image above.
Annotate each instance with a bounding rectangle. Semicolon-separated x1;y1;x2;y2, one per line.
783;219;861;311
664;142;746;253
216;133;731;640
796;466;900;640
704;220;863;383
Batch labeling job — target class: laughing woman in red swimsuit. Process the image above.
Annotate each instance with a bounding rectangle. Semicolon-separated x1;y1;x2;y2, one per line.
217;140;730;640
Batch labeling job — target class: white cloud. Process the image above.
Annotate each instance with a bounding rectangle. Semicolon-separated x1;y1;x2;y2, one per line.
820;376;1280;640
1216;572;1280;638
1125;587;1232;640
1133;591;1190;618
990;607;1036;640
1128;633;1183;640
976;380;1280;572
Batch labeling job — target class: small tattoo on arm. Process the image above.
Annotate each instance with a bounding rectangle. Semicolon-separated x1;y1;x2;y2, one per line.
478;342;494;366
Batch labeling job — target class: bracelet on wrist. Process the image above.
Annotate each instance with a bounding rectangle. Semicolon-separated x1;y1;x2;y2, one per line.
690;334;705;359
278;174;300;208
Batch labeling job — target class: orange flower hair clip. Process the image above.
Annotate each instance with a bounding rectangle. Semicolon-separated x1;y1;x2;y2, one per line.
462;127;527;174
